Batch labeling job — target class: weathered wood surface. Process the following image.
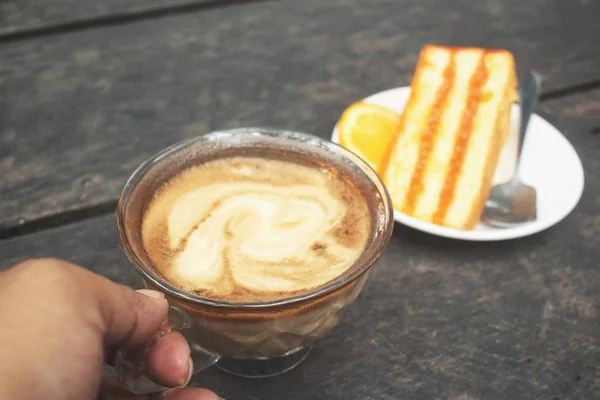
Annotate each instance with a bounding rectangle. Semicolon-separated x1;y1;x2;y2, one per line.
1;0;600;233
1;94;600;399
0;0;246;36
0;215;143;289
0;0;166;35
541;89;600;132
1;151;599;400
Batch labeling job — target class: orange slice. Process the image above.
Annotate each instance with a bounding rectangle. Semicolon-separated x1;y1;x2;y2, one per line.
338;101;400;173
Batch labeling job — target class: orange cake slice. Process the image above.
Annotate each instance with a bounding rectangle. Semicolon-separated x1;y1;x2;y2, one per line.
381;45;518;230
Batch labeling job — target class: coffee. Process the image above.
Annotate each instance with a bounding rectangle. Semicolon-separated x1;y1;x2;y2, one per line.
142;156;372;302
118;129;393;380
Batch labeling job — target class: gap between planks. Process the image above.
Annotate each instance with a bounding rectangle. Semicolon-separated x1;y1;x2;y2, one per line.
0;201;118;241
540;79;600;102
0;0;275;44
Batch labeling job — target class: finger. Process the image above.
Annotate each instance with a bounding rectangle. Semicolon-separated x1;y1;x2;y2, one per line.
104;290;168;366
101;378;220;400
147;331;192;387
100;378;146;400
150;387;221;400
96;284;169;348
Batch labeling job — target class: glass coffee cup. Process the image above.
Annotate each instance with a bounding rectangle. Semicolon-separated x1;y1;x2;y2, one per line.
115;128;393;394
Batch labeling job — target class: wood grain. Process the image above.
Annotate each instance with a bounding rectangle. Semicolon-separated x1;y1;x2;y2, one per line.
0;0;162;34
0;215;143;288
1;170;599;399
0;0;246;36
1;0;600;232
541;88;600;131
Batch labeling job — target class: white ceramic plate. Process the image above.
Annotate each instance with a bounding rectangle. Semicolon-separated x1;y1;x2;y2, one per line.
332;86;585;241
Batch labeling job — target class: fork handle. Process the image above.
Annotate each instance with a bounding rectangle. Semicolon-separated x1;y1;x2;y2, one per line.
516;70;541;172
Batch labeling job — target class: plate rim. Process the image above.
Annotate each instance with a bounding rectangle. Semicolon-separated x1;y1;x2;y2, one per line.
331;86;585;241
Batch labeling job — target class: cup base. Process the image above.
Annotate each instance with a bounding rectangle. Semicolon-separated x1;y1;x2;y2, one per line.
215;346;312;378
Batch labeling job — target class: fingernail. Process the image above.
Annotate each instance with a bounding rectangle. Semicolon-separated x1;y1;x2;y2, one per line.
137;289;166;300
178;356;193;387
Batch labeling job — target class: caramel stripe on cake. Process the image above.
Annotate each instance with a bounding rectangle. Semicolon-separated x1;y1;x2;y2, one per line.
403;54;456;215
432;54;490;225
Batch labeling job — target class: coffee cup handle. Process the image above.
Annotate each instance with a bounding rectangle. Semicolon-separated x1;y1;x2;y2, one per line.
114;304;220;395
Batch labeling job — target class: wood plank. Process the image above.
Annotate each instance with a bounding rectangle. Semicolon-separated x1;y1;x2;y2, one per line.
0;0;242;36
0;0;165;34
541;88;600;130
0;215;143;289
1;0;600;233
1;187;599;399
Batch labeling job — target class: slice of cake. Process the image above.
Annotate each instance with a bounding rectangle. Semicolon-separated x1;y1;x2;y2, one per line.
381;45;518;230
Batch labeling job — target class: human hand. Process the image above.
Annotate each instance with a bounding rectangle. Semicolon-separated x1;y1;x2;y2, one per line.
0;258;220;400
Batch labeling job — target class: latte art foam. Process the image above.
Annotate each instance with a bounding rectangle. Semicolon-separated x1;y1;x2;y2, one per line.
142;157;372;302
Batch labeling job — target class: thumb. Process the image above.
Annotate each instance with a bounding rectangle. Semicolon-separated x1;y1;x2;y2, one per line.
92;281;169;347
8;258;170;349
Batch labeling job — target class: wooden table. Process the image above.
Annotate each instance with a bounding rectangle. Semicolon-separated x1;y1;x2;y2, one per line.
1;1;599;398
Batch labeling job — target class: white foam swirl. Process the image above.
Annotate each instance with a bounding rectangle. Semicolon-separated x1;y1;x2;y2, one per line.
167;182;362;295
